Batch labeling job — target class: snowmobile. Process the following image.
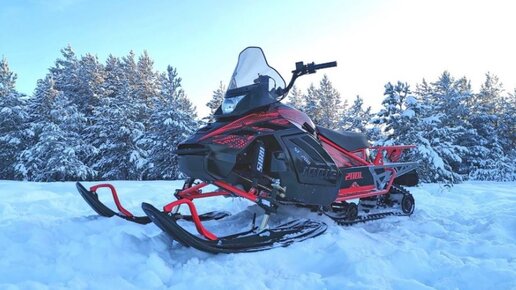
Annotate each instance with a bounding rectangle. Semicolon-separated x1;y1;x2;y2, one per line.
76;47;418;253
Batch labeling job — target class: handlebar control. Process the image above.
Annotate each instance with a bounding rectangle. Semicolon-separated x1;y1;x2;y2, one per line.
314;61;337;70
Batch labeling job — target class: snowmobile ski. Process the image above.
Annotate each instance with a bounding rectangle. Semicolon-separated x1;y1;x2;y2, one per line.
142;202;327;253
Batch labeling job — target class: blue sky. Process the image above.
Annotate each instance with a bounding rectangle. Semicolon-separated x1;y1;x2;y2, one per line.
1;0;515;116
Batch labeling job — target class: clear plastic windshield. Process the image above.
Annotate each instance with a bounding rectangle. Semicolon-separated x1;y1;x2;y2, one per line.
228;47;286;92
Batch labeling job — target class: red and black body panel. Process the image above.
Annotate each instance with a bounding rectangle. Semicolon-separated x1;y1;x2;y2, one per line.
177;103;344;206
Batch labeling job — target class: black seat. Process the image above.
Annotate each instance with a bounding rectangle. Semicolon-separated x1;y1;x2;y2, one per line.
316;126;369;151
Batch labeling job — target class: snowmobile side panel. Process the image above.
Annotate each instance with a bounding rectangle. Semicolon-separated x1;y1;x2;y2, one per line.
277;133;341;205
339;166;375;188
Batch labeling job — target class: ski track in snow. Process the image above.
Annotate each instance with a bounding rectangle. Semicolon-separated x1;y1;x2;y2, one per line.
0;181;515;290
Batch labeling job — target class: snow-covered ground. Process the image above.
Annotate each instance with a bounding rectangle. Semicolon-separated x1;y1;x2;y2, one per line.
0;181;514;290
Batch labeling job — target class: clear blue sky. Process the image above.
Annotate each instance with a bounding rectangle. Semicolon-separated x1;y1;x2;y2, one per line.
1;0;515;117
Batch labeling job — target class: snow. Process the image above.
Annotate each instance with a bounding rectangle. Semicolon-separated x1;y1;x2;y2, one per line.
0;180;515;290
401;109;415;118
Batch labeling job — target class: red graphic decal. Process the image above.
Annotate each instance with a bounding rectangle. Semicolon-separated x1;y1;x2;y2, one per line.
345;172;363;181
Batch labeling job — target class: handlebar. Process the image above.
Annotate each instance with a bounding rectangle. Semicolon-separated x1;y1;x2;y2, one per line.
293;61;337;74
313;61;337;70
279;60;337;98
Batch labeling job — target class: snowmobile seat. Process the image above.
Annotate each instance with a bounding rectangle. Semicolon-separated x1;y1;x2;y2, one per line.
316;126;369;152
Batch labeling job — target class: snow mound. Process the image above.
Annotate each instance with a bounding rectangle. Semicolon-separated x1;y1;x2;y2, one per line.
0;181;515;289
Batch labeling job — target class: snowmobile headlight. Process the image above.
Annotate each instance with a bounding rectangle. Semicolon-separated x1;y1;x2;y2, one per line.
222;95;245;114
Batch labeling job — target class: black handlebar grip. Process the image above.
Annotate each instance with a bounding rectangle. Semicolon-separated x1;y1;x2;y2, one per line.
313;61;337;70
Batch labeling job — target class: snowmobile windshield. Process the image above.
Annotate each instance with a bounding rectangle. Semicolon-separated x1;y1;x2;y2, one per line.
228;47;286;92
220;47;286;116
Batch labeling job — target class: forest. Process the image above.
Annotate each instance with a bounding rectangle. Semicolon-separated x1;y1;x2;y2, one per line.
1;46;514;183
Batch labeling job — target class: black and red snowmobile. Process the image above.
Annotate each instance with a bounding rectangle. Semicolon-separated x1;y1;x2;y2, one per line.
76;47;418;253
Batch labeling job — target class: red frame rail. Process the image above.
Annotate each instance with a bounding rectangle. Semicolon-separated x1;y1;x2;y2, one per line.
90;184;134;218
160;180;262;240
371;145;415;165
162;198;218;240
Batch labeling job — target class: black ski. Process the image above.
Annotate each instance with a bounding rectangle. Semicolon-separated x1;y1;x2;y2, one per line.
142;202;327;254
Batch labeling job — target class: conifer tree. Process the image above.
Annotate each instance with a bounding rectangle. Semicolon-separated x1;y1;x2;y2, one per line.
316;75;345;130
374;80;463;183
302;75;345;130
16;77;94;181
90;52;148;180
340;95;375;136
286;85;304;110
205;81;225;122
144;66;198;179
0;57;27;179
416;73;473;182
466;73;515;180
303;83;320;124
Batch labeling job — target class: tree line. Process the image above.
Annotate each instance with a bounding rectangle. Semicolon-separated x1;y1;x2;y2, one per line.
282;75;515;183
1;46;197;181
0;46;514;183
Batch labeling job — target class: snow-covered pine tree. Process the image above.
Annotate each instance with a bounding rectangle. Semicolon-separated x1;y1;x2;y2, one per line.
339;95;379;140
103;54;125;99
373;80;463;183
502;89;516;165
49;46;84;113
47;46;107;121
144;66;198;179
303;83;320;124
286;85;304;110
412;73;473;183
315;75;345;130
0;57;28;179
49;45;79;92
90;52;149;180
76;53;106;117
134;51;160;122
502;90;516;181
373;82;412;141
302;76;345;130
205;81;225;122
500;89;516;152
466;73;515;181
44;47;107;175
16;77;95;181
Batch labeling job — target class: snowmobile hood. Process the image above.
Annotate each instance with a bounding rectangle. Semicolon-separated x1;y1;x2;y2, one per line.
214;47;286;119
